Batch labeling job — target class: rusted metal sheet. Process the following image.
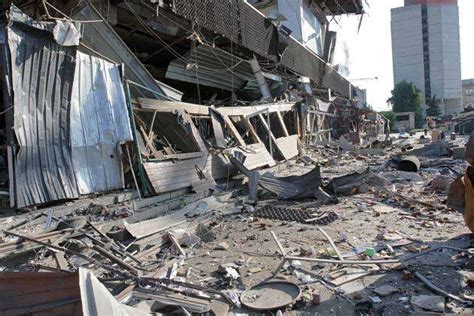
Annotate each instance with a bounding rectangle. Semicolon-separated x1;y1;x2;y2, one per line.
0;272;81;315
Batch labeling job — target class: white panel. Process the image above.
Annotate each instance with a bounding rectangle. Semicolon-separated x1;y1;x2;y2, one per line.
278;0;303;41
301;0;322;55
71;52;133;195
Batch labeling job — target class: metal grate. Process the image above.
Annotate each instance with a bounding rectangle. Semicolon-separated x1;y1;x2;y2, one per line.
173;0;240;43
255;205;338;225
171;0;352;97
239;1;278;61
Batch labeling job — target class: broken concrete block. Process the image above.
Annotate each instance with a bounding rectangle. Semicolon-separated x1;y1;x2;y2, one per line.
215;241;230;250
311;291;321;305
248;267;262;274
447;175;465;212
195;223;216;242
402;270;414;280
411;295;445;312
373;285;397;297
452;146;466;160
431;175;453;192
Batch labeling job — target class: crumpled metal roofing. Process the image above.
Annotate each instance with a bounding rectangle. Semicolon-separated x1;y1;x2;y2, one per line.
171;0;354;97
75;4;183;101
166;44;260;92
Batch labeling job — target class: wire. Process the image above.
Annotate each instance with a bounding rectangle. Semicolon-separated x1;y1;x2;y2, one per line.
124;1;190;64
130;0;279;82
0;105;13;116
43;1;103;23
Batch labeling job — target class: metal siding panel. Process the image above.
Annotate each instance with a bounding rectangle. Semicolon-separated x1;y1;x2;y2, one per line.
70;52;132;195
8;7;133;207
74;5;182;101
166;44;257;92
8;22;79;207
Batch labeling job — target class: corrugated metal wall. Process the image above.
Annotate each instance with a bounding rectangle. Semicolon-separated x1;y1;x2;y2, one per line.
7;7;133;207
8;19;80;207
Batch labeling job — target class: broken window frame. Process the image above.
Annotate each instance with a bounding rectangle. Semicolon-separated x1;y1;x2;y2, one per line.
133;108;205;162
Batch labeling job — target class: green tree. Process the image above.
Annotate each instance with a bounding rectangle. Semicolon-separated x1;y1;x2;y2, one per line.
387;81;423;128
426;95;441;117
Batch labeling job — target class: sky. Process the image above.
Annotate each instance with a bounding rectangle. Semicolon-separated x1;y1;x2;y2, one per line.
330;0;474;111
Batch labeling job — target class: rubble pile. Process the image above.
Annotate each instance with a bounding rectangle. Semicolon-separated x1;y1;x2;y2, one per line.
0;131;473;315
0;1;472;315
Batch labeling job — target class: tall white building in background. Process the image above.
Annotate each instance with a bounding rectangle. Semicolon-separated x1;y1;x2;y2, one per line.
391;0;462;116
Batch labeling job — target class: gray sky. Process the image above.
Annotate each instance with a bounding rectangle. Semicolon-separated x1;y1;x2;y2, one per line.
331;0;474;111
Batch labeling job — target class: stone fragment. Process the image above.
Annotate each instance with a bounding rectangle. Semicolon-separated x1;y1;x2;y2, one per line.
373;285;397;297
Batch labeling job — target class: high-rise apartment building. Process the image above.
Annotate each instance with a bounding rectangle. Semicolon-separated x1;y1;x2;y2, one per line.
391;0;462;116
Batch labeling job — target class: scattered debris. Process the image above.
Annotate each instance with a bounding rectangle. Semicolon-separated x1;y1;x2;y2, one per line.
240;281;301;311
411;295;445;313
0;4;471;314
373;285;397;297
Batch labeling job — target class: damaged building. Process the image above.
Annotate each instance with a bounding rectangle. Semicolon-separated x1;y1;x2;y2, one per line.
0;1;473;315
0;0;368;208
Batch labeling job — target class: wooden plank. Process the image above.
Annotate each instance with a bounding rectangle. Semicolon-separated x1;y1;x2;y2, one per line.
276;111;289;137
243;116;262;144
221;114;246;146
274;135;299;160
144;157;208;193
144;159;205;177
258;113;277;143
295;110;301;139
140;108;212;194
229;144;275;169
308;112;317;143
308;110;336;117
217;103;295;116
159;152;204;161
139;125;162;158
209;108;226;149
246;107;270;119
137;98;210;115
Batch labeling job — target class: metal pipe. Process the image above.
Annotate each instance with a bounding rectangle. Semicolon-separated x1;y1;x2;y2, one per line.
126;144;142;200
126;80;173;101
125;81;149;196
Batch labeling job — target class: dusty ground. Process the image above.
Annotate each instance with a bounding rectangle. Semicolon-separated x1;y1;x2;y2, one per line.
0;134;472;315
176;156;473;315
